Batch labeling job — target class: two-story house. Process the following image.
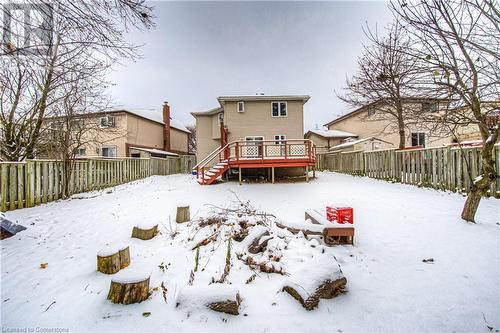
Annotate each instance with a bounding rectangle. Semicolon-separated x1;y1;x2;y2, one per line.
42;102;191;159
191;95;316;184
319;99;489;152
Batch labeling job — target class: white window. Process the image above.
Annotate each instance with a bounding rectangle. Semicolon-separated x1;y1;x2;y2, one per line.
101;146;117;157
411;133;426;147
274;135;286;144
237;101;245;113
100;116;116;128
271;101;287;117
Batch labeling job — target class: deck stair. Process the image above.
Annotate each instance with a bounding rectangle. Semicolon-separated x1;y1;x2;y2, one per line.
197;161;229;185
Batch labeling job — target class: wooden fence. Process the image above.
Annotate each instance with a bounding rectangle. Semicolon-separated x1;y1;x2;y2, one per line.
0;155;196;212
316;144;500;197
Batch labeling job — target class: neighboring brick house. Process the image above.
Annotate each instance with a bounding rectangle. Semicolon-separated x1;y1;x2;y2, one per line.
43;102;191;159
320;99;495;152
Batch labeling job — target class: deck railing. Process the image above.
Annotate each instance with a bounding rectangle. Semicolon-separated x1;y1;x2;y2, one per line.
194;139;316;178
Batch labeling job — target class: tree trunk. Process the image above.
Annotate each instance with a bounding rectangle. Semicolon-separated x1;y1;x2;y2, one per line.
461;141;497;222
396;106;406;149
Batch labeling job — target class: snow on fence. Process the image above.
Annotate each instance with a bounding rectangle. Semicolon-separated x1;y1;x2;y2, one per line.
0;155;196;212
316;144;500;197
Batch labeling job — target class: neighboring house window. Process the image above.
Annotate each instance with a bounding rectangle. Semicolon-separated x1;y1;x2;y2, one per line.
411;133;426;147
100;116;116;128
274;135;286;144
421;102;438;113
367;105;376;116
101;146;117;157
272;102;287;117
71;119;85;130
74;148;86;156
237;101;245;113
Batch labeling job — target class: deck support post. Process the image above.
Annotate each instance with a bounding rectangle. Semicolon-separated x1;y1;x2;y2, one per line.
313;166;316;178
239;167;242;185
306;166;309;182
271;167;275;184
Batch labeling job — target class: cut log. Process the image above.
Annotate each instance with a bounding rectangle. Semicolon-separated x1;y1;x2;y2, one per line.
107;269;151;304
132;224;158;240
176;205;190;223
283;277;347;311
176;285;241;315
248;231;272;254
97;245;130;274
208;294;241;315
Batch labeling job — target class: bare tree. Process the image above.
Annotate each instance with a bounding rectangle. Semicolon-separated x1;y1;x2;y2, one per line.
0;0;154;161
186;124;196;154
390;0;499;222
337;23;425;149
37;62;126;197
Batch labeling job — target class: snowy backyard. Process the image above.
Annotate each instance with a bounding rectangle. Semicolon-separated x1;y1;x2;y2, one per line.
1;172;499;332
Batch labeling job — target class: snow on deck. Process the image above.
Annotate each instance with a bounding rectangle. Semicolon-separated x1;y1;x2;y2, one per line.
1;172;499;332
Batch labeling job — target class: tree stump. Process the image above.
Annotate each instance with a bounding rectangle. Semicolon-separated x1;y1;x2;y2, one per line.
119;246;130;269
97;245;130;274
176;205;190;223
107;269;151;304
131;224;158;240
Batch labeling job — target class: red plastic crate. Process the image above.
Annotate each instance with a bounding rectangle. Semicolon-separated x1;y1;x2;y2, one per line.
326;206;353;224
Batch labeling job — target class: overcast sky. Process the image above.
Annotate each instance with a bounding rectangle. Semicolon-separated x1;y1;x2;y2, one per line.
108;1;393;130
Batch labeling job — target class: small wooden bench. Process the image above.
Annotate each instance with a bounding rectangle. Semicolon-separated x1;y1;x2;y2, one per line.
305;209;354;246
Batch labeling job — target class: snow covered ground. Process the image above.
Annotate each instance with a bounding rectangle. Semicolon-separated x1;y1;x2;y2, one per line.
1;172;499;332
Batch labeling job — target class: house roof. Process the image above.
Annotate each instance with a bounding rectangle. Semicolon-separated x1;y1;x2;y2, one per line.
305;129;357;139
128;146;179;157
324;97;449;127
217;94;310;103
329;137;393;152
191;95;310;118
191;107;223;117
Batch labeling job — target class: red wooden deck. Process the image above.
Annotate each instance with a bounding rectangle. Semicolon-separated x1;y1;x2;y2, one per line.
194;139;316;184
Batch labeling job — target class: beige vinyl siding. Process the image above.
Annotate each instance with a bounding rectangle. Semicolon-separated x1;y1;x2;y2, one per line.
223;100;304;142
196;115;220;163
126;115;164;149
170;128;189;153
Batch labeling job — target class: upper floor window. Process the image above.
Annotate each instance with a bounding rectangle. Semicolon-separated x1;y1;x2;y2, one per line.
411;132;426;147
237;101;245;113
421;102;438;113
272;101;287;117
100;116;116;128
367;105;376;116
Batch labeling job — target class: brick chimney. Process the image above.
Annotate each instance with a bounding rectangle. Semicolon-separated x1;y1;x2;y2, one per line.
162;101;171;151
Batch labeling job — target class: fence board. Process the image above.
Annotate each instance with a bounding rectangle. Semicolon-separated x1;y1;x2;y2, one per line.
316;144;499;198
0;155;196;212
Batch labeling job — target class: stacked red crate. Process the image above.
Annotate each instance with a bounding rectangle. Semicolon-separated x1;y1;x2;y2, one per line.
326;206;354;224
